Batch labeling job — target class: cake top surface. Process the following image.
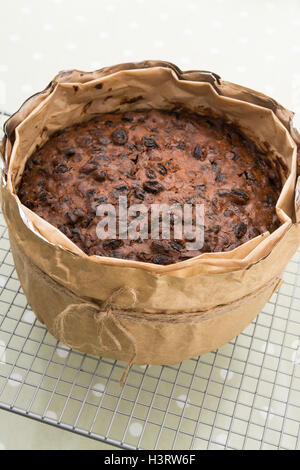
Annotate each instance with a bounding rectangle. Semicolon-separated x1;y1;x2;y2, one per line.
18;109;282;265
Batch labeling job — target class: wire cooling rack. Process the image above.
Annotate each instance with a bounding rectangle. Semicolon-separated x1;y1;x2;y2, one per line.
0;110;300;450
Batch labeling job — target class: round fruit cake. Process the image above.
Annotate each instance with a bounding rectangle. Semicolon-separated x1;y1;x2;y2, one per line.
18;109;283;265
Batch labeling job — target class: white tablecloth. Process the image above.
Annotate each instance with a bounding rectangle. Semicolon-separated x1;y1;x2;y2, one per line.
0;0;299;131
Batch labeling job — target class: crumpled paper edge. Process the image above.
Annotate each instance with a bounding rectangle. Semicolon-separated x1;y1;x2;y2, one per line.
1;60;299;276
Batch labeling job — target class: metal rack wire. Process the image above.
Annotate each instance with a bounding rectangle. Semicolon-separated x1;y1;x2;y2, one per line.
0;109;299;450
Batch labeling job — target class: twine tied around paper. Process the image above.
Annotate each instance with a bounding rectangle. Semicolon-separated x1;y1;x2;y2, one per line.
53;287;138;387
8;234;284;388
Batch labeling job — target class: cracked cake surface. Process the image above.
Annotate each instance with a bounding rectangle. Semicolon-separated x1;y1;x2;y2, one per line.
18;109;283;265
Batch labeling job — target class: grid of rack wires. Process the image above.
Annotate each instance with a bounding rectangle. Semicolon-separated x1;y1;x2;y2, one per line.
0;109;300;450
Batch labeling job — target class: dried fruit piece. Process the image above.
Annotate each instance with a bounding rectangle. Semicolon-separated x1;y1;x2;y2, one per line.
111;128;128;145
234;222;247;238
98;136;111;145
193;145;204;160
94;169;107;182
211;225;220;234
122;115;134;122
24;200;34;209
135;189;146;200
252;228;261;237
152;255;172;265
39;191;48;202
264;195;276;207
94;195;107;204
54;164;70;174
81;216;93;228
146;169;156;179
150;241;168;255
170;241;183;251
80;162;99;174
103;239;123;250
66;211;81;225
225;151;235;159
143;137;159;148
143;180;164;194
157;164;167;175
215;173;227;182
64;147;77;157
230;189;249;204
268;171;281;190
114;184;129;193
224;209;234;217
177;141;185;149
243;171;256;182
210;161;219;172
74;208;84;218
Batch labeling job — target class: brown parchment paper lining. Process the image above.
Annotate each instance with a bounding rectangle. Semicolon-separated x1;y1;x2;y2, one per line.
1;61;300;373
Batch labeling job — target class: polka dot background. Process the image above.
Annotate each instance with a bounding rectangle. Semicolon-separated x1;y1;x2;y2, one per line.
0;0;299;129
0;0;300;451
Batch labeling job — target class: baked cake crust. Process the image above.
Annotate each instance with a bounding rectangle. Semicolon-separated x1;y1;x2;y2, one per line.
18;109;282;265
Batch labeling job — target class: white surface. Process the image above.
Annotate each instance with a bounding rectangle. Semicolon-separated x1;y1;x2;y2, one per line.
0;0;300;122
